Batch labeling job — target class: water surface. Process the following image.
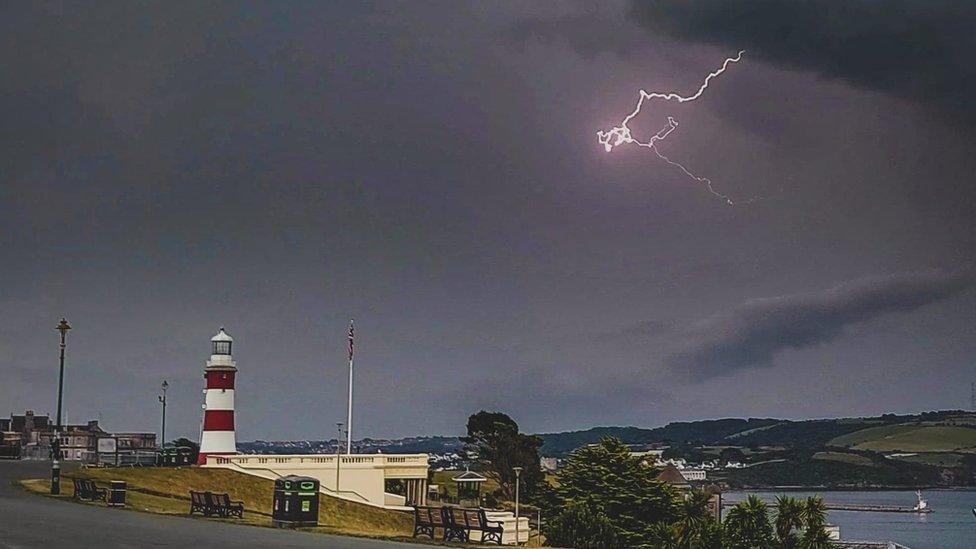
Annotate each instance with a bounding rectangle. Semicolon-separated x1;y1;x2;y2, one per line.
725;490;976;549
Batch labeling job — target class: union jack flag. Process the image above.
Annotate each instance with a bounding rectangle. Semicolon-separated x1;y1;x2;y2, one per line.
347;320;355;361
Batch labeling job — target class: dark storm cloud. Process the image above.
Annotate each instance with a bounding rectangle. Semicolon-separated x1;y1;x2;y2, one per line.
664;268;975;379
630;1;976;122
505;9;651;58
510;2;976;121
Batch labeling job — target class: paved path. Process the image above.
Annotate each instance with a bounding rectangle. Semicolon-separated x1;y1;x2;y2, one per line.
0;461;417;549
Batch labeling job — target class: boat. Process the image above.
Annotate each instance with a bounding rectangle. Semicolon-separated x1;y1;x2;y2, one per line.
912;490;928;513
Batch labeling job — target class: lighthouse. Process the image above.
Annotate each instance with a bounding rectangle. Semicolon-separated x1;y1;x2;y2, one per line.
198;327;238;464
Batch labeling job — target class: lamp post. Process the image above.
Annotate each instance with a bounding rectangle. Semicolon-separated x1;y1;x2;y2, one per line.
513;466;523;546
51;317;71;495
158;380;169;453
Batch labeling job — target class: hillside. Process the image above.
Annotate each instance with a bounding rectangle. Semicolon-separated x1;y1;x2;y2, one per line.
536;419;782;455
534;417;870;455
236;410;976;487
534;411;976;455
534;411;976;488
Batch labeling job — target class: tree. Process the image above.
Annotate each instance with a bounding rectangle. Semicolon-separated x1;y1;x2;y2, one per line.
550;437;678;547
725;494;831;549
171;437;199;463
544;502;619;549
724;494;775;549
647;519;724;549
799;496;832;549
461;411;543;500
774;495;804;548
672;488;724;549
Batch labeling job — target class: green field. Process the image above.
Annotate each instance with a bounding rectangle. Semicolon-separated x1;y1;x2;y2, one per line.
829;424;976;453
889;452;967;467
812;451;875;466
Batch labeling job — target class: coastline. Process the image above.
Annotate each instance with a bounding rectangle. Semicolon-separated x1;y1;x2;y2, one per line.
725;485;976;492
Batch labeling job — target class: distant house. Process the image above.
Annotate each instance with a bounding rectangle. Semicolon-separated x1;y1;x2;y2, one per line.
657;465;691;489
57;421;108;461
3;411;52;458
539;456;559;472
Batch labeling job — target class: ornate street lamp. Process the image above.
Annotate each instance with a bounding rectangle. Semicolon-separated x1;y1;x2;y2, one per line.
51;317;71;495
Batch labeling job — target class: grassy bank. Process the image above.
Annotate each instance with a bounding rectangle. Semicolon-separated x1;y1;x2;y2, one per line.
21;467;412;539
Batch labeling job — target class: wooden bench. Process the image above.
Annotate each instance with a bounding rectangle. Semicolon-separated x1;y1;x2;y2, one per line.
443;506;505;545
189;490;209;515
206;491;244;518
412;505;446;539
71;478;107;502
189;490;244;518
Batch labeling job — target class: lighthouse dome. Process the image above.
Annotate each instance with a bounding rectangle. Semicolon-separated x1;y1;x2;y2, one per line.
211;327;233;355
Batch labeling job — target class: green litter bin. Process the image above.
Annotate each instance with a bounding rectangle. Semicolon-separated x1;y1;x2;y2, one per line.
108;480;126;507
272;475;319;527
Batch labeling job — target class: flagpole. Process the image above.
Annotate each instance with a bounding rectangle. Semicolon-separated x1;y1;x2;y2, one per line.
346;320;354;455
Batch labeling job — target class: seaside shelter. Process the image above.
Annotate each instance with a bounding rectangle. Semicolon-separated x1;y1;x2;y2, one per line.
452;470;488;506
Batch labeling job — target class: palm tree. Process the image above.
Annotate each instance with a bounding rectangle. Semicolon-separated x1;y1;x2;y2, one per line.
678;489;713;530
774;495;804;548
673;489;723;549
646;522;681;549
799;496;831;549
724;494;775;549
644;489;726;549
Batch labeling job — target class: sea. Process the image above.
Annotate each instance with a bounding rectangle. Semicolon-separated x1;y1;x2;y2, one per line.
724;490;976;549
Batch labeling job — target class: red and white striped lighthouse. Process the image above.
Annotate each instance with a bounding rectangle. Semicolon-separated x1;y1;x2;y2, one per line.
198;327;237;464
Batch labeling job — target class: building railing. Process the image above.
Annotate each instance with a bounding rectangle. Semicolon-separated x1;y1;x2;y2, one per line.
213;453;429;467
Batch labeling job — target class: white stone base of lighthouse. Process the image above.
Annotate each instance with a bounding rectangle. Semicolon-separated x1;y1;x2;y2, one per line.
199;430;236;454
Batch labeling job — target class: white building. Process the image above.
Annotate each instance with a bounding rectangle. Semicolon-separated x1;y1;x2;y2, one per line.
680;469;706;481
204;453;430;509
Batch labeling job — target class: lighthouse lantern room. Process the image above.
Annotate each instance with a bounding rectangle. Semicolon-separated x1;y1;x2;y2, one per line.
198;327;238;464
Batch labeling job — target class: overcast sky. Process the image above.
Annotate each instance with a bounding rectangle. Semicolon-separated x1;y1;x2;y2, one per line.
2;1;974;441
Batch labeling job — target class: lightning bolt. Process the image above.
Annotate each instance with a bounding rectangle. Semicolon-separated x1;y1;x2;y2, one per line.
597;51;748;206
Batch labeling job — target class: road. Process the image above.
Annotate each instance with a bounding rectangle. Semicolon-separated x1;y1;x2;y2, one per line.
0;460;417;548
